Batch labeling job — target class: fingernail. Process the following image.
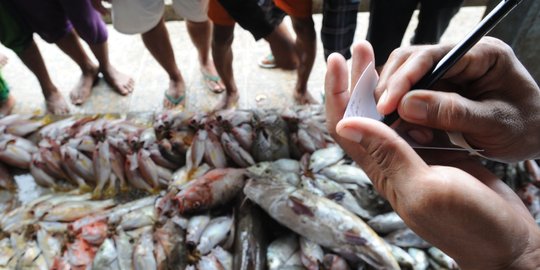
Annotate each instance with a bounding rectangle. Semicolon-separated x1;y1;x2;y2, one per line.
337;125;363;143
402;98;428;121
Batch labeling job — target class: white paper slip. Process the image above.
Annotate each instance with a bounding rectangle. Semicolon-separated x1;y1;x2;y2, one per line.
343;62;382;120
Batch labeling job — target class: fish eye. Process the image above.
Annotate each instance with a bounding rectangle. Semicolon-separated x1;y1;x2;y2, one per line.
193;202;201;208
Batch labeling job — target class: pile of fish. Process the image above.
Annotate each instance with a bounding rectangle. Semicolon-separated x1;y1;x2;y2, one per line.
1;107;539;270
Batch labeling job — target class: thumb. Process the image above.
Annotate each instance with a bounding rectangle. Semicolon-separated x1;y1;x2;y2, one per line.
336;117;429;195
398;90;495;134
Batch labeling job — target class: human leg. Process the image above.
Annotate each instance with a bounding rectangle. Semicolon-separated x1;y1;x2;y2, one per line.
414;0;464;44
290;16;318;104
0;0;69;114
321;0;359;60
212;24;238;110
172;0;225;93
366;0;418;67
141;19;186;109
60;0;134;96
55;30;100;105
275;0;317;104
18;41;70;114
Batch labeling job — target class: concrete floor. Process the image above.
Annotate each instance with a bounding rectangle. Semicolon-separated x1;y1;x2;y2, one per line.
0;7;485;115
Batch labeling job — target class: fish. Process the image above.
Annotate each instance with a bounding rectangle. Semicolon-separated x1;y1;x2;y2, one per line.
211;246;233;270
125;153;154;192
118;205;156;231
312;174;372;219
42;199;115;222
308;146;345;173
0;138;34;169
133;229;157;270
67;237;97;269
221;132;255;167
244;179;399;269
408;247;429;270
137;149;159;188
322;254;351;270
154;219;187;269
30;153;58;188
92;238;120;270
231;124;254;151
299;237;324;270
174;168;245;214
197;216;234;255
62;145;95;184
267;234;299;270
204;129;228;168
233;196;268;270
186;215;211;248
36;229;64;268
384;228;431;249
93;140;113;198
80;220;108;246
427;247;459;269
389;244;415;269
114;229;134;270
367;212;407;234
320;164;372;187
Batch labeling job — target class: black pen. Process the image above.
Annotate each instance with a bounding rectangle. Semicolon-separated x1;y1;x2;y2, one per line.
382;0;523;126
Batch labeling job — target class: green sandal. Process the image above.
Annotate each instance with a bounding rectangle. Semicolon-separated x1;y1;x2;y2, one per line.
164;92;185;107
202;71;225;94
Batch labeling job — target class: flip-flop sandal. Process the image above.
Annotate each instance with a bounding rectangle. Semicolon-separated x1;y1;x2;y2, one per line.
258;54;276;69
164;92;185;107
202;71;225;94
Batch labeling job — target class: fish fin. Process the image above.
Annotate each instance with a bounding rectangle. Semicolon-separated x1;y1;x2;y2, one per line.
344;230;367;246
288;196;314;217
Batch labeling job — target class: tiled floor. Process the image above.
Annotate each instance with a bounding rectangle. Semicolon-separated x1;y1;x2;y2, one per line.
0;7;485;115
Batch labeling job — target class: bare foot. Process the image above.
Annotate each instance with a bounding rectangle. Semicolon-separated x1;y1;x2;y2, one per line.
163;79;186;109
215;91;239;110
0;95;15;116
0;54;8;68
70;66;99;105
45;90;70;115
201;61;225;94
101;65;135;95
294;90;318;105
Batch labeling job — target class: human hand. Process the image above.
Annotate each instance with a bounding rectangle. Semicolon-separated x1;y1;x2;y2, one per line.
91;0;110;15
325;40;540;269
375;37;540;163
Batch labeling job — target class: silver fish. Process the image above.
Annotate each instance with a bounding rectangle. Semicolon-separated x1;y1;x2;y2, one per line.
133;229;157;270
267;234;299;270
125;153;154;192
93;140;113;198
427;247;459;269
300;237;324;270
114;229;134;270
321;164;372;187
0;138;34;169
186;215;211;247
43;199;115;222
92;238;120;270
312;174;372;219
211;246;233;270
408;248;429;270
138;148;159;188
367;212;407;234
197;216;234;255
309;146;345;173
118;205;156;231
204;129;228;168
384;228;431;249
221;132;255;167
389;244;415;269
62;145;95;184
244;179;399;269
